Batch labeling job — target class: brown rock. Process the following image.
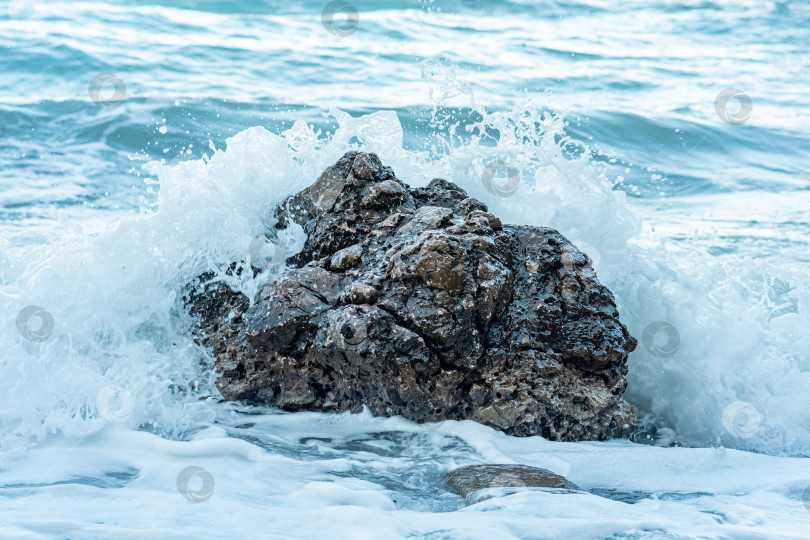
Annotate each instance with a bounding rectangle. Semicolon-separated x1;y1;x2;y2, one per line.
187;151;638;441
444;464;580;505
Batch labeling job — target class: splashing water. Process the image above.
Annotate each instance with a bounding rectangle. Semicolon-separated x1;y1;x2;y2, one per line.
3;0;810;537
3;104;809;456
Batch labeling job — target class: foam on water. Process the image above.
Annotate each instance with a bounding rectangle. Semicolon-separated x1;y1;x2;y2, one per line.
3;106;809;457
2;0;810;529
3;410;810;539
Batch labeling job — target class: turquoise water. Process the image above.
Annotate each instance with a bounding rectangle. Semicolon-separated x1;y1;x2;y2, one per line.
2;1;810;538
3;0;809;220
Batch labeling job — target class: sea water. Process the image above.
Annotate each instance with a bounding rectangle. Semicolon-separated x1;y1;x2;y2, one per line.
2;1;810;538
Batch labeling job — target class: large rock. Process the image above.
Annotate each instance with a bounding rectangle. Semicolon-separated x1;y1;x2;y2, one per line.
444;464;580;505
188;152;637;441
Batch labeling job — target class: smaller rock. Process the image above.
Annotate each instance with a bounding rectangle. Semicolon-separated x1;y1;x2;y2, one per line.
362;179;406;208
340;281;380;305
444;464;580;505
330;244;363;271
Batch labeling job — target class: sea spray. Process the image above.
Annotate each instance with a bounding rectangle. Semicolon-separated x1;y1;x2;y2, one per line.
2;106;809;457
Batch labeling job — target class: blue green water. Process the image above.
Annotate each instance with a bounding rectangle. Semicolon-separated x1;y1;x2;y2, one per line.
2;1;810;538
3;0;809;220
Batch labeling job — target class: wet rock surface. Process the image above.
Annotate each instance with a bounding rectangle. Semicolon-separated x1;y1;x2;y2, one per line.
444;464;580;505
189;151;637;441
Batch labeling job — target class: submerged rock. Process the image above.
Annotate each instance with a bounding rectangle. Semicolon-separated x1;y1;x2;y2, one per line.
189;151;637;441
444;464;580;505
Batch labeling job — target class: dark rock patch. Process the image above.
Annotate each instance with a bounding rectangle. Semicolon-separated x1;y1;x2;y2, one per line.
444;464;580;505
188;151;637;441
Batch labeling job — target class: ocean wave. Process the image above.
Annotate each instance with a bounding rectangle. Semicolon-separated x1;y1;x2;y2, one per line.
1;105;808;458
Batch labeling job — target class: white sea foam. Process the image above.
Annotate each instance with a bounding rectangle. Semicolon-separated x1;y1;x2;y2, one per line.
2;108;810;538
2;409;810;539
3;106;809;451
